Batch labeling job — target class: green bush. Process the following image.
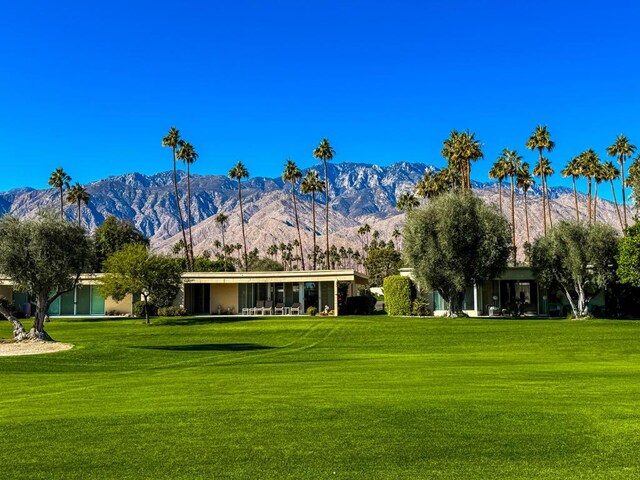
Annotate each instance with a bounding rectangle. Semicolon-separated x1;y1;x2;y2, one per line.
157;306;187;317
383;275;415;316
133;301;156;318
306;306;318;316
412;296;432;316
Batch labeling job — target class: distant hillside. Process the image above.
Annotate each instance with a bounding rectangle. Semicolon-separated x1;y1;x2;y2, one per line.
0;162;629;261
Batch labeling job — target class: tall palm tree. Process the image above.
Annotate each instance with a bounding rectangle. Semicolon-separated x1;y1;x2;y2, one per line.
602;161;624;229
577;150;599;225
526;125;555;235
441;130;483;190
392;228;402;250
396;192;420;211
300;170;325;270
561;157;583;222
215;212;230;270
592;159;606;224
607;134;636;229
627;156;640;219
228;161;250;271
415;171;443;199
313;138;335;269
176;140;198;270
533;157;554;232
282;159;305;270
501;149;523;265
516;162;534;244
162;127;190;268
489;157;509;215
66;183;90;227
47;168;72;219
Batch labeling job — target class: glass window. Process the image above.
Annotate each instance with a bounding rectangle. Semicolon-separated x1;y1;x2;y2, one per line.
60;290;75;315
76;285;91;315
91;286;105;315
319;282;335;311
303;282;318;311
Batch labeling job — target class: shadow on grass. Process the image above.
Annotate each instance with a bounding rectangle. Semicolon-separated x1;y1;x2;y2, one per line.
154;316;264;327
135;343;275;352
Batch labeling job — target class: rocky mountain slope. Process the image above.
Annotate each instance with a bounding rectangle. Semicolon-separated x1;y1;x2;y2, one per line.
0;162;630;262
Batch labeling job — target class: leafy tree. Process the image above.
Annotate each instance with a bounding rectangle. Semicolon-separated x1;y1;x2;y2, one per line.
516;162;534;244
228;161;250;271
300;170;324;270
282;159;305;270
193;256;235;272
313;138;335;269
162;127;190;269
94;216;149;269
176;140;199;270
527;125;555;235
66;183;90;227
529;221;618;318
607;134;636;229
617;223;640;288
403;192;511;316
99;244;182;325
364;245;402;287
248;257;285;271
0;213;94;340
47;167;71;219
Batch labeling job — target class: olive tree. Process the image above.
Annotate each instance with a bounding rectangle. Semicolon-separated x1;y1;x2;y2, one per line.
529;221;618;318
0;213;94;340
99;244;182;324
403;192;511;316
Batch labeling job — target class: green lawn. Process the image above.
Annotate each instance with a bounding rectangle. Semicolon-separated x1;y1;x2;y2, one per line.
1;315;640;479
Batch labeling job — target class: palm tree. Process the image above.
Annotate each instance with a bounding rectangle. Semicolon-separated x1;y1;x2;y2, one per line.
47;168;72;219
313;138;335;269
489;157;509;215
607;134;637;229
592;159;606;224
66;183;90;227
228;161;250;271
627;156;640;219
577;150;599;225
526;126;555;235
215;212;230;270
282;159;305;270
176;140;198;270
396;192;420;211
602;161;624;229
500;149;523;265
516;162;534;244
162;127;190;268
415;171;443;199
300;170;325;270
441;130;483;190
561;157;583;222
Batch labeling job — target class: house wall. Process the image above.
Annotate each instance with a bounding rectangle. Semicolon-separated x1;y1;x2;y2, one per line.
210;284;238;314
105;294;134;315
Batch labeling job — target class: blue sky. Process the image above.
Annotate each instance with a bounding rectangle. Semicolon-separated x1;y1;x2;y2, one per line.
1;0;639;200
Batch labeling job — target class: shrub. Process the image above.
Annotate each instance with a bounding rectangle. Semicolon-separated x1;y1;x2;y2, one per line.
133;300;156;318
157;306;187;317
412;296;432;316
383;275;415;316
345;295;376;315
306;306;318;316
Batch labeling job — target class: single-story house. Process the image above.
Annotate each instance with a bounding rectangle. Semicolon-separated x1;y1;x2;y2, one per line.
399;267;606;317
0;269;368;317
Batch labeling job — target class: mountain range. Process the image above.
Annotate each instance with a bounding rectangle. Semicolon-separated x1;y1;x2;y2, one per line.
0;162;629;261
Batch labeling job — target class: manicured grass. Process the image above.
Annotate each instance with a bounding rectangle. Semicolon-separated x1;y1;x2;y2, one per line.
2;315;640;479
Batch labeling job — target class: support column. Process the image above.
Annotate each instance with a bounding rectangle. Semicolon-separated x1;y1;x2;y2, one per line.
334;280;338;316
473;283;479;316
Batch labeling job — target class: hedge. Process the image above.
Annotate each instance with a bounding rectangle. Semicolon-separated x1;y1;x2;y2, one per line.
383;275;414;316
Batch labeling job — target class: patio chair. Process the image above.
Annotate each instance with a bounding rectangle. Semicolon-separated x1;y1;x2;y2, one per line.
274;302;285;315
250;300;265;315
263;300;273;315
290;302;301;315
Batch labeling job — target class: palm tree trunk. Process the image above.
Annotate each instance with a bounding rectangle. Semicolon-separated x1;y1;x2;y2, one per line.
593;182;599;224
77;201;81;226
610;180;624;230
186;162;194;269
220;225;227;271
498;180;503;215
59;186;64;219
311;194;317;270
291;182;305;270
541;172;547;235
510;175;516;265
572;177;580;222
621;157;628;229
524;189;530;244
546;178;553;228
587;178;592;224
238;180;248;272
172;148;190;271
323;159;330;270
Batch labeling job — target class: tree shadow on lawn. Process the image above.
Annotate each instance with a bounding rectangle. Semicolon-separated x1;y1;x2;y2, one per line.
135;343;276;352
154;316;264;327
